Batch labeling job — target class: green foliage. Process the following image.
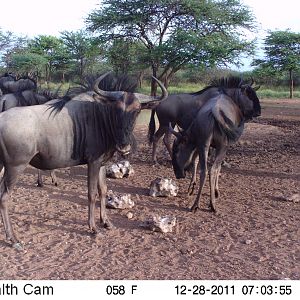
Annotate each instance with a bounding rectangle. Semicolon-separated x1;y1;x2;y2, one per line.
0;29;14;51
265;31;300;72
253;30;300;72
252;30;300;98
28;35;69;81
60;30;102;78
86;0;256;92
7;52;47;75
106;38;148;74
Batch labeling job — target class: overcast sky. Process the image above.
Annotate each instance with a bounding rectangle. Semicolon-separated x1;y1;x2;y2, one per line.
0;0;99;37
0;0;299;70
0;0;298;37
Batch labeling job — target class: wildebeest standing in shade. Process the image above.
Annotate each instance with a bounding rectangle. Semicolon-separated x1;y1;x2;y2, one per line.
0;72;168;249
0;76;37;94
170;77;261;213
0;89;62;186
148;79;259;164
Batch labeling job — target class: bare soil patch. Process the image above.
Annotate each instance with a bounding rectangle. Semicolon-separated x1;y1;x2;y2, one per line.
0;99;299;280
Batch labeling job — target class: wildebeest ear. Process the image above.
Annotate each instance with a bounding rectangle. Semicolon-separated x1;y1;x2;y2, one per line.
93;93;110;104
253;85;260;91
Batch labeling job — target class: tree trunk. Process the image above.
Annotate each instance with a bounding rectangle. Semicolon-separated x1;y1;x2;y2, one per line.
151;64;158;96
289;69;293;99
137;70;144;88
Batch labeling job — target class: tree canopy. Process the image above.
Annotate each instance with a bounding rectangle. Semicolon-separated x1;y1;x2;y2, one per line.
252;30;300;98
86;0;256;93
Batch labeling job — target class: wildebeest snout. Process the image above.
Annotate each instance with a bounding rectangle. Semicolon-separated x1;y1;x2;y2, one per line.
116;144;131;155
174;169;186;179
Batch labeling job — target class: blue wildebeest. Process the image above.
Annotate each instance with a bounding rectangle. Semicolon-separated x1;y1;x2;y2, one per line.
0;76;37;94
0;73;168;249
0;73;16;95
0;89;61;186
170;77;261;213
0;89;57;111
148;78;258;163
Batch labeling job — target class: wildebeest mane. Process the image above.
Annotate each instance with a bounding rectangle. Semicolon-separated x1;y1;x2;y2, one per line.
69;100;137;161
66;73;138;98
48;73;138;114
192;76;244;95
47;73;139;160
47;95;72;117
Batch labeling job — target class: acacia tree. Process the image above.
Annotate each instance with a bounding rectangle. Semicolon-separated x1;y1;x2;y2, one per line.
60;30;102;80
253;30;300;98
6;52;47;79
106;38;149;86
0;28;29;71
86;0;256;94
29;35;68;82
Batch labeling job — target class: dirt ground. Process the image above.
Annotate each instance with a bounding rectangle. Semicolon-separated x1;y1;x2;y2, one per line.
0;98;299;280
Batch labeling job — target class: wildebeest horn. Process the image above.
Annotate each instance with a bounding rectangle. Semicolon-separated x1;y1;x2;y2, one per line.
136;76;168;103
152;76;168;101
94;72;125;101
238;78;244;88
169;123;182;138
250;77;254;86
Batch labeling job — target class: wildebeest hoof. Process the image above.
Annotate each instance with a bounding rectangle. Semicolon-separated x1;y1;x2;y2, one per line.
12;242;23;251
190;205;199;213
104;221;115;230
89;226;99;235
188;190;194;196
209;205;217;213
36;182;43;188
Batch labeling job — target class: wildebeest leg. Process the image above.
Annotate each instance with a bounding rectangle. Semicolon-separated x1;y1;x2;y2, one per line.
50;170;58;186
36;169;43;187
87;162;101;234
163;130;173;159
214;159;223;199
190;145;209;213
152;126;167;163
98;166;114;229
209;146;227;212
0;165;26;249
188;153;199;196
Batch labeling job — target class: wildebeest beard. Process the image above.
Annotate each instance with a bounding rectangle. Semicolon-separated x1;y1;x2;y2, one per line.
70;101;138;162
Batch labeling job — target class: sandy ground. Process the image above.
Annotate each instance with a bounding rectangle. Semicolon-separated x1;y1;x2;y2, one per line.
0;98;299;280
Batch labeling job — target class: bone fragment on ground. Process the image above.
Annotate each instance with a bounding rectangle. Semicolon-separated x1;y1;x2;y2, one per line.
106;190;135;209
144;215;176;233
149;177;178;197
106;160;134;178
286;193;300;203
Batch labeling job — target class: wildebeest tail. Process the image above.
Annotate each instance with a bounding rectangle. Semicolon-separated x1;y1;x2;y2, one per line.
148;109;156;144
212;109;244;143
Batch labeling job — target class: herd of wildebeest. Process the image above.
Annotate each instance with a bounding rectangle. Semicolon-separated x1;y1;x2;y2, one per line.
0;71;261;249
